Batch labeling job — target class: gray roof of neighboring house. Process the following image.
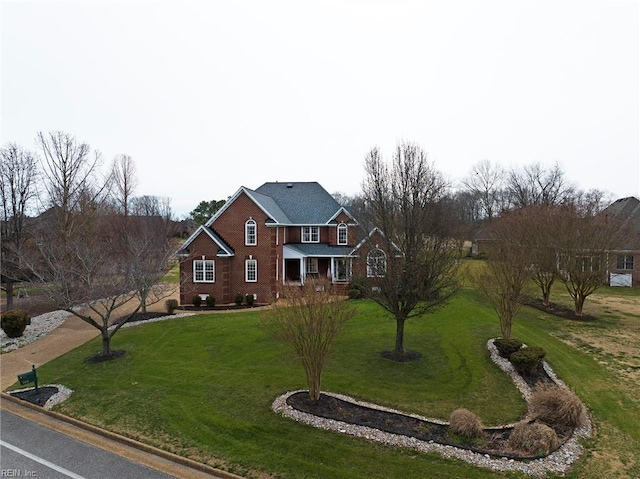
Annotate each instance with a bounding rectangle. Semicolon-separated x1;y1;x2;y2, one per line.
253;182;346;225
604;196;640;250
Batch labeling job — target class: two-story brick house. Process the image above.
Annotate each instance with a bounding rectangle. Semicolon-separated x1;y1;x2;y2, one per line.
178;182;369;305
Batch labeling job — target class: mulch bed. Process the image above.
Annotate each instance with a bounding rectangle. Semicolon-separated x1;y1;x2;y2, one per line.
10;386;59;407
287;391;572;459
287;364;572;460
524;298;598;321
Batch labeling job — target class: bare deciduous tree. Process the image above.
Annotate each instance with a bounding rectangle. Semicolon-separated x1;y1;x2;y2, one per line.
111;154;138;217
261;279;355;402
507;162;575;208
361;142;460;361
556;206;621;316
462;159;506;220
476;209;534;339
0;143;39;310
36;131;108;239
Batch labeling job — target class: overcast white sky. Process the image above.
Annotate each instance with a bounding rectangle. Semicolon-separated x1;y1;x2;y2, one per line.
2;0;639;218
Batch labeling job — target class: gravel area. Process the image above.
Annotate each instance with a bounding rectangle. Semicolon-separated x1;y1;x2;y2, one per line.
1;310;72;353
9;384;74;409
1;310;195;353
272;339;593;477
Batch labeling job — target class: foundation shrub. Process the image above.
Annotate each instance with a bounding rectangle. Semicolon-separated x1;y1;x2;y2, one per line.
529;384;587;429
245;294;255;306
509;346;546;376
192;295;202;307
234;293;244;306
493;338;523;358
165;299;178;314
206;295;216;307
1;309;30;338
449;408;485;439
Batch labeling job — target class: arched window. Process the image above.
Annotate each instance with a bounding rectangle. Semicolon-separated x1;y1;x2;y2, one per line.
367;249;386;277
245;219;257;246
337;223;348;245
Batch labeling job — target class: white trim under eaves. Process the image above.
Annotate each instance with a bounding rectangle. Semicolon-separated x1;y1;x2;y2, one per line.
327;206;359;225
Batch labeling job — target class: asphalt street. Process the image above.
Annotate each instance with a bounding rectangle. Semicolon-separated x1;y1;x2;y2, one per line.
1;410;174;479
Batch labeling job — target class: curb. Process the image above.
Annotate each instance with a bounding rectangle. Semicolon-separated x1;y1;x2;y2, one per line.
1;392;243;479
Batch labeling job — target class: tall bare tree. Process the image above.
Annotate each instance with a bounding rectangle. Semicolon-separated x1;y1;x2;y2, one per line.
0;143;39;310
261;279;355;402
462;159;506;220
361;142;460;361
507;162;575;208
36;131;108;239
111;154;138;217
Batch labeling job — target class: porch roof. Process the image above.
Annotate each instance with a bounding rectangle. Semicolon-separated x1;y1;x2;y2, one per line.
283;244;355;258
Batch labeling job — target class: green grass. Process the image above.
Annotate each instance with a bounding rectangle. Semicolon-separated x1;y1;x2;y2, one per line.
18;283;640;478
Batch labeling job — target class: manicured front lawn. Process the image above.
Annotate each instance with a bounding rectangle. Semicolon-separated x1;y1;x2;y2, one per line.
24;286;640;478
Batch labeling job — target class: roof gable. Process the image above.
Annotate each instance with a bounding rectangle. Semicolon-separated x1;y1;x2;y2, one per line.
177;225;234;257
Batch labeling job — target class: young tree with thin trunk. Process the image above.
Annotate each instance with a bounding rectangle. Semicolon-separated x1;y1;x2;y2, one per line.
0;143;39;310
556;206;620;316
361;142;460;361
261;279;355;403
476;209;534;339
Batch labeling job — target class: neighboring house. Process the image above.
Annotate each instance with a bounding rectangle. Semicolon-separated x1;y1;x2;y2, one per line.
603;196;640;287
178;182;384;304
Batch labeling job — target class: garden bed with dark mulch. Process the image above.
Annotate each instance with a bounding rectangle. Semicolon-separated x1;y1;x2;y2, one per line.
287;390;573;460
10;386;59;407
525;298;597;321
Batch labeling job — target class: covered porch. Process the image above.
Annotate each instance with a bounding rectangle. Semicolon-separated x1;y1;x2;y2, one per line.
282;244;354;286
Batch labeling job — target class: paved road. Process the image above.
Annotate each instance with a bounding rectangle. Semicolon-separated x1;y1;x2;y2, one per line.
1;410;174;479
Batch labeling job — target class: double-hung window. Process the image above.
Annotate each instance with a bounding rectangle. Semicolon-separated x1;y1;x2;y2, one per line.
617;255;634;270
337;223;347;245
194;259;215;282
302;226;320;243
245;219;257;246
245;259;257;282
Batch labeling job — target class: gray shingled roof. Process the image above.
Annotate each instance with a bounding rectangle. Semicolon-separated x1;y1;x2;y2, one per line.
254;182;343;225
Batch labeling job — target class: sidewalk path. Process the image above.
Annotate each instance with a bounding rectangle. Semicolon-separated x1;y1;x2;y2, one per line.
0;314;99;390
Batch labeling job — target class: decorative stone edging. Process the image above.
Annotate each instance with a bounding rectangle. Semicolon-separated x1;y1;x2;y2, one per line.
10;384;74;410
271;339;593;477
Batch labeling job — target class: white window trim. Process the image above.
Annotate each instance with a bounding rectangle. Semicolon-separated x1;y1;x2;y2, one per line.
245;219;257;246
301;226;320;243
245;259;258;282
367;249;387;277
194;259;215;283
337;223;347;245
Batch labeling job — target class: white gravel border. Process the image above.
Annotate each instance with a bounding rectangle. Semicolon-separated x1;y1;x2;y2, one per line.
1;310;196;353
272;339;593;477
1;310;72;353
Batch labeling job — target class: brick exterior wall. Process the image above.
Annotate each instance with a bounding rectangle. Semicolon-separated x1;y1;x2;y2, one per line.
180;192;282;305
179;193;364;305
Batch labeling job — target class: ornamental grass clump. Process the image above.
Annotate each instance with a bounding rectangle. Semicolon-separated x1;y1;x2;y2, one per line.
508;420;559;457
529;384;587;429
449;408;485;439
